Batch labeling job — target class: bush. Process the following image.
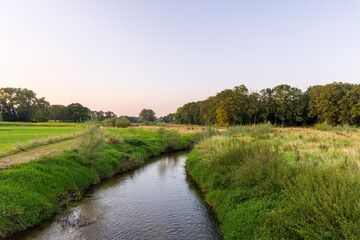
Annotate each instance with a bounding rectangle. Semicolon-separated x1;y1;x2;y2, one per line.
78;126;105;165
102;118;116;127
314;121;358;132
115;116;130;128
314;121;334;131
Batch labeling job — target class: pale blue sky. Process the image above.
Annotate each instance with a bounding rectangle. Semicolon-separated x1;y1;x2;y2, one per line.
1;1;359;116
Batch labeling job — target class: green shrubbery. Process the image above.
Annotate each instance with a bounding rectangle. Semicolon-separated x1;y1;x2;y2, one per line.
102;117;131;128
102;118;116;127
186;135;360;239
314;121;358;132
78;126;105;165
115;116;130;128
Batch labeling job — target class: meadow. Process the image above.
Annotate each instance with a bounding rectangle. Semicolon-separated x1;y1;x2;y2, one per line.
0;126;194;238
186;124;360;239
2;121;360;239
0;122;84;157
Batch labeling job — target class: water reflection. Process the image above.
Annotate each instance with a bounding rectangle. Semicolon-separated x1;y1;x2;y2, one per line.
14;152;222;240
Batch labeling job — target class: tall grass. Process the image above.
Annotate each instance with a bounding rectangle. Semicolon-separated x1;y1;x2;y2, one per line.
226;122;274;136
186;134;360;239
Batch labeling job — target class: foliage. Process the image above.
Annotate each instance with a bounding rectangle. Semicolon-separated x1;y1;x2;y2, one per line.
65;103;90;122
102;117;116;127
115;116;130;128
48;105;67;122
0;88;50;122
161;113;175;123
173;82;360;127
90;110;117;121
139;109;156;122
102;117;131;128
78;126;105;165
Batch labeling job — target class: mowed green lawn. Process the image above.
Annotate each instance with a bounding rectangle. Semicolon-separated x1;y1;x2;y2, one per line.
0;123;83;153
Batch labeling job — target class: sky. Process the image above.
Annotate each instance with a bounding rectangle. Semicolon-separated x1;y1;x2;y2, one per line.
0;0;359;117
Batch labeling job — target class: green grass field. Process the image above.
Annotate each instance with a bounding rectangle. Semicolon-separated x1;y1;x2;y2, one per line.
0;122;84;155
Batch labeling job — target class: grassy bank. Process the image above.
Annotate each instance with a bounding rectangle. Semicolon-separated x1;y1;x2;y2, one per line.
186;125;360;239
0;127;193;238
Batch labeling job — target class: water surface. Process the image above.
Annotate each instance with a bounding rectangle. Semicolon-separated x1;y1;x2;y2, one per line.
16;152;222;240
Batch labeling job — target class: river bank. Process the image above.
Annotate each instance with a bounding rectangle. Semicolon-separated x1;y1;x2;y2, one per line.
185;126;360;239
12;152;222;240
0;128;194;238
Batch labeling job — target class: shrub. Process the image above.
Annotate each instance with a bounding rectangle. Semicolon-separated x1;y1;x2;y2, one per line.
314;121;358;132
102;118;116;127
106;137;121;144
78;126;105;165
115;116;130;128
314;121;334;131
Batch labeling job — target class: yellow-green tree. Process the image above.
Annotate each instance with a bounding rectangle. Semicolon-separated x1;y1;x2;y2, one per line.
216;104;229;126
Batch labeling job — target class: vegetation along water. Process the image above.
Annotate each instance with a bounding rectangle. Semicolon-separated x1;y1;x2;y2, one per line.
186;123;360;239
12;152;222;240
0;126;194;238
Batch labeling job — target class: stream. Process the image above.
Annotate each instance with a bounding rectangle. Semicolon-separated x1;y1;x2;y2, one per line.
15;152;222;240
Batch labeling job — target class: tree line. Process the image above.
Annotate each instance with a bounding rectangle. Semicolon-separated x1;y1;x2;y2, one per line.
0;87;154;123
0;88;115;122
171;82;360;126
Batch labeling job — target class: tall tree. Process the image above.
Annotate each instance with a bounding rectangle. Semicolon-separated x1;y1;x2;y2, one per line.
0;88;39;122
139;109;156;122
31;97;50;122
66;103;90;122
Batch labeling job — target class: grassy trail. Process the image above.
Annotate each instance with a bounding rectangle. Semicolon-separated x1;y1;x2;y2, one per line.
0;138;79;169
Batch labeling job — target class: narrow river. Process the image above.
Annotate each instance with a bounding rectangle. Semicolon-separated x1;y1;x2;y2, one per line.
15;152;222;240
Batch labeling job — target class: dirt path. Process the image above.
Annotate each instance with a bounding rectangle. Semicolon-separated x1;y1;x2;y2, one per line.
0;138;79;169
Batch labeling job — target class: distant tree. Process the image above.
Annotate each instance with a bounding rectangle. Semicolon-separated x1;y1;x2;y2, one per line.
105;111;117;119
163;113;175;123
91;110;105;121
126;116;139;123
248;92;260;124
139;109;156;122
271;84;306;126
65;103;90;122
216;103;229;126
49;105;67;121
0;87;48;122
31;97;50;122
308;82;353;126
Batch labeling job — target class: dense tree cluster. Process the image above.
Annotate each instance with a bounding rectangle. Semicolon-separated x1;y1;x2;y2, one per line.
0;88;50;122
173;82;360;126
0;88;91;122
